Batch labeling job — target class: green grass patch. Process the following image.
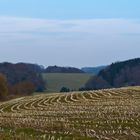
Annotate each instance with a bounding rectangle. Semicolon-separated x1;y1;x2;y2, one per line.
42;73;93;92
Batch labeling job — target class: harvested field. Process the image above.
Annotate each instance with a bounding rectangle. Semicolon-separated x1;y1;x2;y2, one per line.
0;86;140;139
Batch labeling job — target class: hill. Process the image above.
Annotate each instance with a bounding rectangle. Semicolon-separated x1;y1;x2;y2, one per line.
0;86;140;139
45;65;84;73
85;58;140;90
81;65;106;74
42;73;93;92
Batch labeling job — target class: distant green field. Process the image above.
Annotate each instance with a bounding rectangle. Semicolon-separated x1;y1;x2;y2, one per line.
42;73;93;92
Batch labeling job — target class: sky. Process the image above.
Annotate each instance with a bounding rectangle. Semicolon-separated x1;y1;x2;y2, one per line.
0;0;140;68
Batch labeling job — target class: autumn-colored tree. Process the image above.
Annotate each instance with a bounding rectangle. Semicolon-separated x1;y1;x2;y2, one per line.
0;62;46;92
0;73;8;100
11;81;36;96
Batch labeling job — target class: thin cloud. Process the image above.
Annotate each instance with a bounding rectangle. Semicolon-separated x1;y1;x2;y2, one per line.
0;16;140;67
0;16;140;36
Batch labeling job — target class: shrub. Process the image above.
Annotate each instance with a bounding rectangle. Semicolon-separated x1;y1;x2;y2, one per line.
60;87;70;92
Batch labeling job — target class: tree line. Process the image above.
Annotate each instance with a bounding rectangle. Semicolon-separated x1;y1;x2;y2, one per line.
0;63;46;101
85;58;140;90
0;73;37;100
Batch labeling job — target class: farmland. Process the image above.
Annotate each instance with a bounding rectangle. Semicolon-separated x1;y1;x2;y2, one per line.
42;73;93;92
0;86;140;139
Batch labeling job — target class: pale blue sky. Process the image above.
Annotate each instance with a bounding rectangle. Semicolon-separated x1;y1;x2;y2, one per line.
0;0;140;19
0;0;140;67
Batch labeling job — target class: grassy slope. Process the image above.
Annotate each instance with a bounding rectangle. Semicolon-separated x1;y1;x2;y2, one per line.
42;73;93;92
